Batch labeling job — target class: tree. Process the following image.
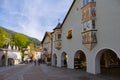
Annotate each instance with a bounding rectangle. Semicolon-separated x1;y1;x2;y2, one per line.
29;43;35;59
0;28;10;48
13;33;29;48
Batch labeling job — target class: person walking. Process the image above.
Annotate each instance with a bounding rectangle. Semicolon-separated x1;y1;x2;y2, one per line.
34;59;37;66
38;58;41;66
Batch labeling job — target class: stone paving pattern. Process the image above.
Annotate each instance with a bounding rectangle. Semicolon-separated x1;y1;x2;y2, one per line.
0;64;120;80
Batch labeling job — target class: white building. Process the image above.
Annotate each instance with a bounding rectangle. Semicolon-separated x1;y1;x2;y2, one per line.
50;0;120;74
0;48;7;66
7;45;22;65
0;45;22;66
41;32;52;64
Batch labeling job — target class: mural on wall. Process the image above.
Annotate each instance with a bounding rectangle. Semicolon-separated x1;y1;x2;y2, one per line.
55;41;61;50
82;31;97;44
91;7;96;17
81;1;97;50
67;29;72;39
82;20;96;31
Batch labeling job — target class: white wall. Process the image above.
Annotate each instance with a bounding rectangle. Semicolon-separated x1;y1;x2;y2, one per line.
52;0;120;74
43;36;52;54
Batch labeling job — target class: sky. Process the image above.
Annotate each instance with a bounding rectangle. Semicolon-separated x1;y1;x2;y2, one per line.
0;0;73;41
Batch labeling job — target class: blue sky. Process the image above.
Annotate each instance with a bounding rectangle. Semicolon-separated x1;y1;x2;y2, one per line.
0;0;73;41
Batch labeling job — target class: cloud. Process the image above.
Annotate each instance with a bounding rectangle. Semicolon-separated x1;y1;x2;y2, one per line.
0;0;73;41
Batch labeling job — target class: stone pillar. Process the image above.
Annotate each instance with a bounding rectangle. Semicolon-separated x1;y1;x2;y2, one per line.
87;53;100;74
5;50;8;66
67;54;74;69
57;53;61;67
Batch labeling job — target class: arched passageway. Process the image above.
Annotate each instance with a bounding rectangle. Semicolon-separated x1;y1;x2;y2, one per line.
53;54;57;66
8;58;14;66
1;55;6;66
74;50;86;70
61;52;68;67
95;49;120;75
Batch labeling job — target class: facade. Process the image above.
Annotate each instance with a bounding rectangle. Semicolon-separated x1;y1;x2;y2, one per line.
50;0;120;74
41;32;52;64
0;45;22;66
0;48;7;66
7;45;22;65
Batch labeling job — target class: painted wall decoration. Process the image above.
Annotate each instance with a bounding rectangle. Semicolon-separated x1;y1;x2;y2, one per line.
82;20;95;32
82;31;97;50
91;7;96;17
67;29;72;39
81;1;97;50
82;31;97;44
55;41;62;50
81;2;96;23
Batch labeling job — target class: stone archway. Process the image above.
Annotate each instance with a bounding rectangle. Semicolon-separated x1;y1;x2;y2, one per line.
53;54;57;66
1;55;6;66
95;49;120;74
74;50;86;70
61;52;68;67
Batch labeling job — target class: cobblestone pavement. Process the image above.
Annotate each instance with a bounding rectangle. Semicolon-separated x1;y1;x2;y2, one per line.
0;64;33;80
24;64;120;80
0;64;120;80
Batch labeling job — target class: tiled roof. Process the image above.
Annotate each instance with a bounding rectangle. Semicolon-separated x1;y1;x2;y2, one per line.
41;32;52;44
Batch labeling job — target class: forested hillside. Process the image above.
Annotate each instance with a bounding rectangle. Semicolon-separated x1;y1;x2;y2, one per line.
0;26;41;48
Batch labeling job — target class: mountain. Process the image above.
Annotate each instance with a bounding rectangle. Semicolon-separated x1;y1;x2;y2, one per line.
0;26;41;47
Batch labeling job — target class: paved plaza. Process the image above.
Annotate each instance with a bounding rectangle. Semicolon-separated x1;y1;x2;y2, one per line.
0;64;119;80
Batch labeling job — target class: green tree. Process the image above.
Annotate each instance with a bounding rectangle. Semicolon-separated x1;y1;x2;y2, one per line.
29;43;35;58
13;33;29;48
0;28;10;48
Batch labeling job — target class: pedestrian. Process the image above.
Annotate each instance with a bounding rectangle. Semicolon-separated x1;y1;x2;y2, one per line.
38;58;41;65
64;59;67;66
34;59;37;66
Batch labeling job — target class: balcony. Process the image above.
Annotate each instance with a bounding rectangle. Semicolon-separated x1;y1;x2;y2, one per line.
81;2;96;23
54;40;62;50
81;30;97;50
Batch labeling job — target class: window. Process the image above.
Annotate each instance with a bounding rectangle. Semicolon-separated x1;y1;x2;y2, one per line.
44;48;47;51
83;0;94;6
92;20;95;29
58;34;61;40
67;29;72;39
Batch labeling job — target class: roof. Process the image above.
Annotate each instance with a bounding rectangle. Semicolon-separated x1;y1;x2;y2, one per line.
53;22;61;30
41;32;52;44
61;0;76;28
0;48;8;51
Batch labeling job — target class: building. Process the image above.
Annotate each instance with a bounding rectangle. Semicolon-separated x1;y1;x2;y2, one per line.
0;45;22;66
42;0;120;74
0;48;7;66
41;32;52;64
7;45;22;65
